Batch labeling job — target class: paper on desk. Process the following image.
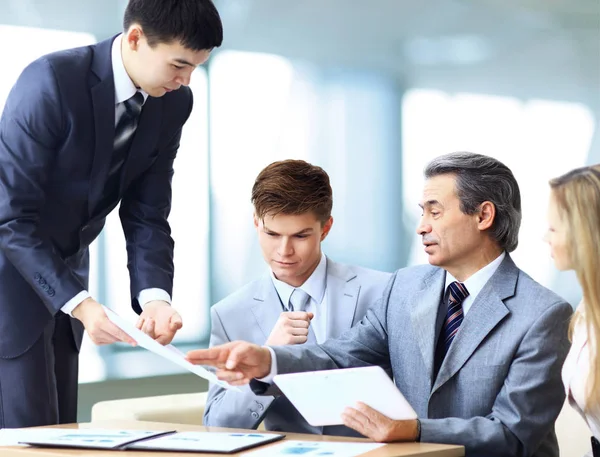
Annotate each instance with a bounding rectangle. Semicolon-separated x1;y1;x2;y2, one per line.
241;440;384;457
0;429;75;447
104;306;239;391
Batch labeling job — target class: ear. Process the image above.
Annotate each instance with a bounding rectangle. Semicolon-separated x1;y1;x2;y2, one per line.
253;213;260;229
477;201;495;231
320;217;334;241
124;24;143;51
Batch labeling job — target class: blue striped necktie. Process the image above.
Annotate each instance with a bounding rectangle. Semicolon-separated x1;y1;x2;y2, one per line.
440;281;469;358
97;92;144;212
114;91;145;151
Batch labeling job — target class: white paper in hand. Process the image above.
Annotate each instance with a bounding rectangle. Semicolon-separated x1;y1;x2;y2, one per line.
274;366;416;426
103;306;239;391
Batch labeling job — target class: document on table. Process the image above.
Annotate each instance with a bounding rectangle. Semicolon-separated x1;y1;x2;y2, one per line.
18;429;172;450
241;440;384;457
0;429;79;448
104;306;239;391
15;429;283;453
128;431;285;453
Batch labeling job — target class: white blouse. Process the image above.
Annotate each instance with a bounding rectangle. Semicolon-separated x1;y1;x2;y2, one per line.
562;306;600;445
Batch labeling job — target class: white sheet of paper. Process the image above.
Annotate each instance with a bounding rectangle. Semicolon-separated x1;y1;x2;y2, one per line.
241;440;384;457
274;366;417;426
104;306;239;391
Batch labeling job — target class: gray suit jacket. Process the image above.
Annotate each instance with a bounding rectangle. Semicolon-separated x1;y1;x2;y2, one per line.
204;257;391;435
269;255;572;456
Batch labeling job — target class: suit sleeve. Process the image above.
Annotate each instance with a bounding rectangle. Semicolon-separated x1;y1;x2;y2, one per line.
270;273;395;377
0;58;86;314
204;306;276;428
119;90;193;314
419;300;572;456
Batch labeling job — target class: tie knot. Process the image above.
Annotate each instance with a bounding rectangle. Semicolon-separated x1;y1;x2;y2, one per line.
125;91;144;116
288;288;311;312
448;281;469;305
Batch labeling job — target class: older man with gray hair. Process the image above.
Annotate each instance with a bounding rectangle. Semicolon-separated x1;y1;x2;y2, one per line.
188;152;572;457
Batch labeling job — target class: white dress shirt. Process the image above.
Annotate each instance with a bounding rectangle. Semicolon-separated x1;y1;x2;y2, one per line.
562;306;600;442
61;35;169;315
444;251;505;316
271;253;328;343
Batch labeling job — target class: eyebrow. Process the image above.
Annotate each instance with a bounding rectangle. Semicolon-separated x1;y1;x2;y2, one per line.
418;200;443;209
263;226;314;236
173;58;196;67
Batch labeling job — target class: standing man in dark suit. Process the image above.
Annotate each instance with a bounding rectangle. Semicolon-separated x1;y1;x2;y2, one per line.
0;0;222;428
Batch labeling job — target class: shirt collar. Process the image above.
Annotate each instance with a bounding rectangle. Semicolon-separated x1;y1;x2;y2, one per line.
445;251;506;305
111;34;148;105
271;253;327;309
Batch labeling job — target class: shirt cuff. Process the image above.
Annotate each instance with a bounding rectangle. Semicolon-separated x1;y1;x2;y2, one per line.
137;288;171;310
61;290;91;316
257;346;278;383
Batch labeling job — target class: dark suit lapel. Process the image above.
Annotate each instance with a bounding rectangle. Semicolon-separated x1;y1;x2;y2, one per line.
410;269;446;387
250;277;286;341
119;96;163;190
87;37;117;217
326;259;360;340
432;255;516;393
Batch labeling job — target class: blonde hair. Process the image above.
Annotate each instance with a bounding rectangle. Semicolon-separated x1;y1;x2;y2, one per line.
550;164;600;411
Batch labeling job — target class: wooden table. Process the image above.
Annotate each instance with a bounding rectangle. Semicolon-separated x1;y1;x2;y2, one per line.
0;420;464;457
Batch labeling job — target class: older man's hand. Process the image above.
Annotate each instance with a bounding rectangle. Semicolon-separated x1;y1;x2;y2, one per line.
341;402;419;442
186;341;272;385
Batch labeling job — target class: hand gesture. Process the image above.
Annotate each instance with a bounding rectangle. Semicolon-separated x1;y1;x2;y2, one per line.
266;311;314;345
186;341;272;385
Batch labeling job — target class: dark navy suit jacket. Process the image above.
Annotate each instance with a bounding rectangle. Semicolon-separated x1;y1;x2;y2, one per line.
0;36;192;358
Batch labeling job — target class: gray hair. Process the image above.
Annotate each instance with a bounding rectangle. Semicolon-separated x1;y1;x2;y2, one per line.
424;152;522;252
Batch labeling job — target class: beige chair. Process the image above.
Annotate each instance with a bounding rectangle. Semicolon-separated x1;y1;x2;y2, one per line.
555;400;592;457
91;391;266;430
91;392;209;425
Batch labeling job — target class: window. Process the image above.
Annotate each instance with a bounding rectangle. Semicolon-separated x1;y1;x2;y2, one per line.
402;89;595;297
208;51;403;301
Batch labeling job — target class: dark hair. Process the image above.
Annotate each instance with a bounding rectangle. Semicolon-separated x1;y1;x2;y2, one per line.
424;152;522;252
251;160;333;224
123;0;223;51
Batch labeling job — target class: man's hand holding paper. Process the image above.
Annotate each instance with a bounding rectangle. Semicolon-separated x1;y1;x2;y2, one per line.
136;300;183;345
72;298;138;346
341;402;419;442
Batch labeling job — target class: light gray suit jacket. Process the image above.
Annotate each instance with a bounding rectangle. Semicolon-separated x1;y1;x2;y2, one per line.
267;255;572;456
204;257;392;435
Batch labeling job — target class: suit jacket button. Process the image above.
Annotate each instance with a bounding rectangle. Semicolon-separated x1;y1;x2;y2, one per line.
42;284;49;291
251;411;259;419
256;402;264;411
48;288;55;297
34;273;41;281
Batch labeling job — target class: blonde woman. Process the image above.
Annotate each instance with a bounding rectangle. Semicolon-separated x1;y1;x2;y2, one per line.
546;165;600;456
